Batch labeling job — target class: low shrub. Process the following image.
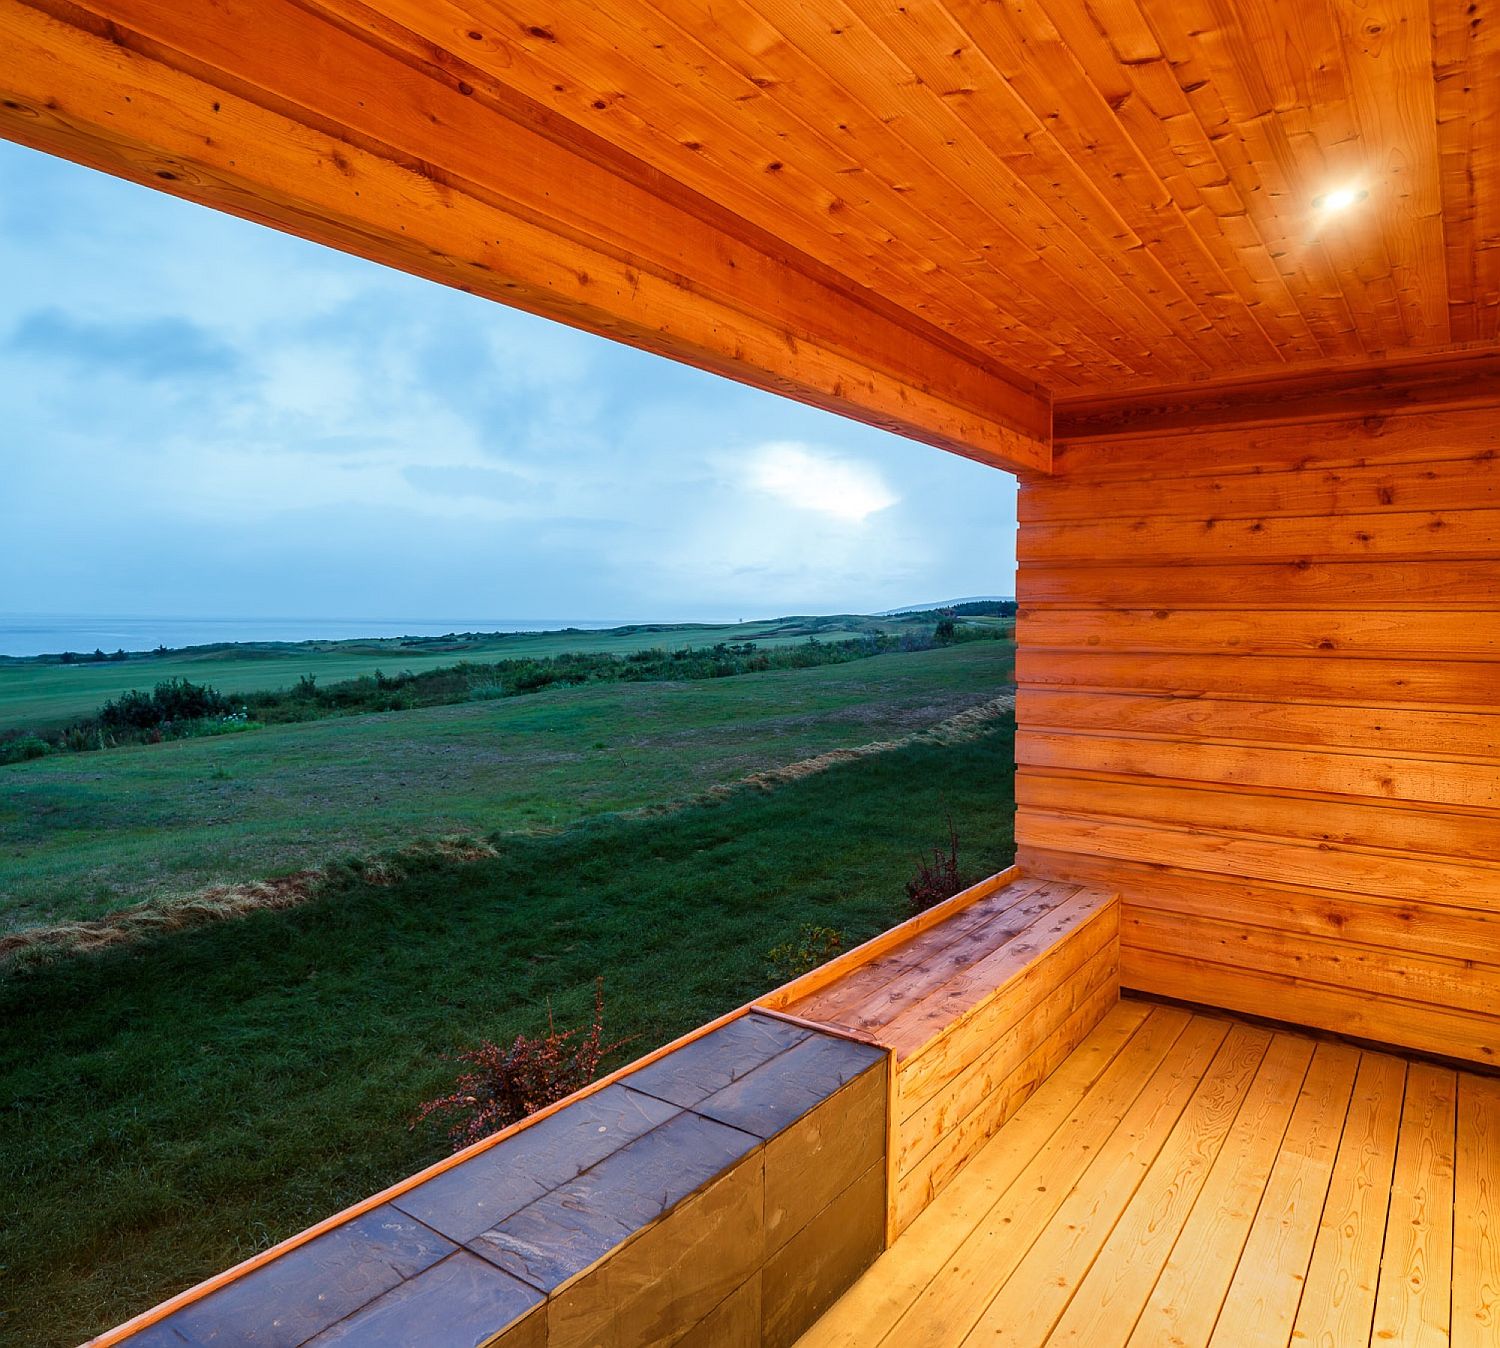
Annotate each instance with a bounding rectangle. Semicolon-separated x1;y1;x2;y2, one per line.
0;735;53;766
905;819;968;915
99;678;232;731
764;923;846;985
412;980;630;1152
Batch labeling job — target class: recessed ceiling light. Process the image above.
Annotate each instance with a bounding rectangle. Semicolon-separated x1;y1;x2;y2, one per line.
1313;186;1367;212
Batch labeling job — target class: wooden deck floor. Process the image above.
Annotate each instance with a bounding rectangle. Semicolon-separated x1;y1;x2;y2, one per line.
799;998;1500;1348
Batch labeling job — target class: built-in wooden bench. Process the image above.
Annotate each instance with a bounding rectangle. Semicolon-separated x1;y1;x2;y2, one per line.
766;872;1120;1236
101;869;1115;1345
113;1013;884;1348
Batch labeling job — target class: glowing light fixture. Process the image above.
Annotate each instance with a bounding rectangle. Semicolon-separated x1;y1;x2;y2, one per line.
1313;186;1367;212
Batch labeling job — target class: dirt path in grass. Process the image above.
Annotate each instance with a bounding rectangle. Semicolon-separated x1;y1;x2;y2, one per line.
1;692;1014;964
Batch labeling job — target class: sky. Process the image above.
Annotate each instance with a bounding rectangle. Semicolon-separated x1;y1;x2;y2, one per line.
0;139;1019;627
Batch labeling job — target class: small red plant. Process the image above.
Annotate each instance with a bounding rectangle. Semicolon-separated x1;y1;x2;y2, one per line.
412;979;630;1152
905;818;967;915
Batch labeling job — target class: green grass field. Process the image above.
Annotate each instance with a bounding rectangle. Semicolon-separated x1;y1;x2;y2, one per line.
0;718;1017;1348
1;643;1014;930
0;615;1017;1344
0;615;903;735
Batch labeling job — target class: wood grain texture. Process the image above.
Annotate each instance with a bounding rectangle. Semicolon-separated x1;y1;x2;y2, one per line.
1037;1024;1273;1348
797;1000;1155;1348
757;868;1022;1013
0;0;1051;472
1053;352;1500;437
1206;1042;1359;1347
1018;401;1500;1066
762;1160;884;1348
545;1154;763;1348
1370;1062;1458;1348
4;0;1500;421
778;876;1121;1238
1289;1052;1405;1348
877;1006;1200;1348
796;1002;1486;1348
892;965;1119;1236
763;1067;885;1255
1453;1075;1500;1348
1125;1030;1316;1348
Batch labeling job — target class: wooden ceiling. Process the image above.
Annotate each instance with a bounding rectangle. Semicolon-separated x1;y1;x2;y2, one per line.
2;0;1497;469
356;0;1499;390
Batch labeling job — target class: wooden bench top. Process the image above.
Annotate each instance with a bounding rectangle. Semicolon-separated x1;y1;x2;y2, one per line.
780;876;1118;1061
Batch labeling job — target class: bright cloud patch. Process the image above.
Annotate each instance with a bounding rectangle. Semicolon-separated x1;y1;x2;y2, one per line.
745;442;899;522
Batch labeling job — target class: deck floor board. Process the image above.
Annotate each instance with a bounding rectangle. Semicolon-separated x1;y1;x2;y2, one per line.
798;1000;1498;1348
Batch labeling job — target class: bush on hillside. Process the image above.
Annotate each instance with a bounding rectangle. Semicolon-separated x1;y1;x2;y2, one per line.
412;980;630;1151
98;678;233;731
0;735;53;766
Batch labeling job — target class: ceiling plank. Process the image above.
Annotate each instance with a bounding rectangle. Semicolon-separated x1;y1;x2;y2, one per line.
1025;0;1331;362
1432;0;1500;344
0;0;1494;405
1054;350;1500;438
1327;0;1450;348
676;0;1194;373
357;0;1166;380
0;0;1052;471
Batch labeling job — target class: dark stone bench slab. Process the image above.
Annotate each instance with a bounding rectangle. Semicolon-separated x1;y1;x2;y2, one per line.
391;1083;678;1244
119;1013;886;1348
467;1109;760;1291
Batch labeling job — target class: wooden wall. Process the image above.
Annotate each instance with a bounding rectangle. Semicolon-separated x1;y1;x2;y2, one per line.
1015;392;1500;1066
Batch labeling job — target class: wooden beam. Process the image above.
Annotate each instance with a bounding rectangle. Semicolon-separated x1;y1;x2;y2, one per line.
0;0;1051;473
1054;350;1500;440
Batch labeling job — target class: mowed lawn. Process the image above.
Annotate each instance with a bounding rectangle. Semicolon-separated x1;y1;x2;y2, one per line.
0;643;1013;930
0;615;881;735
0;720;1017;1348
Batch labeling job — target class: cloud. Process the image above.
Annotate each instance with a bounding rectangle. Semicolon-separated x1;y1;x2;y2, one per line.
743;442;899;521
0;138;1019;624
9;308;239;379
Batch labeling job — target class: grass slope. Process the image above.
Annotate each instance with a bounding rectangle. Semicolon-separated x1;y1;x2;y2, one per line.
1;643;1014;930
0;616;895;735
0;721;1016;1348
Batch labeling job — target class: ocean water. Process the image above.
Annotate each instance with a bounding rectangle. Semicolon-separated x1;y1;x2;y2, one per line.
0;614;624;659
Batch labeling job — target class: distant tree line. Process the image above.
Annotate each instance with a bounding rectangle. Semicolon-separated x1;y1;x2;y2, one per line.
57;648;131;664
2;622;1012;765
943;600;1018;617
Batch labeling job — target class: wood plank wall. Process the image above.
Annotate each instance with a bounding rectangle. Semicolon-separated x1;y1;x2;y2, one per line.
888;888;1118;1238
1015;389;1500;1067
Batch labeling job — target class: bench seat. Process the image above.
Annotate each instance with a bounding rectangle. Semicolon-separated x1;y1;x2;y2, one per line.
774;874;1120;1235
124;1013;884;1348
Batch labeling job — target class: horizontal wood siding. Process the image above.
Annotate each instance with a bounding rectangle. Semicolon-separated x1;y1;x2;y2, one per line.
1016;403;1500;1066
